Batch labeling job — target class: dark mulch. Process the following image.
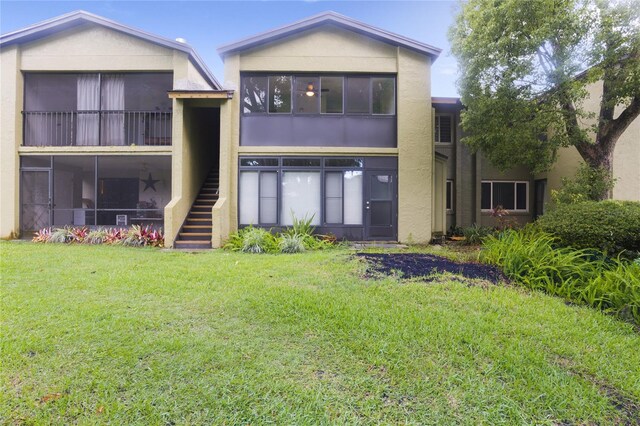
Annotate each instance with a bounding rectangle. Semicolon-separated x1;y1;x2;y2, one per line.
356;253;507;284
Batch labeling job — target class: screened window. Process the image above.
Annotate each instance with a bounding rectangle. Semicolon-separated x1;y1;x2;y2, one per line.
241;74;395;116
268;76;292;113
446;180;454;212
435;114;453;143
242;76;267;113
295;77;319;114
481;181;528;211
320;77;343;114
372;77;395;115
346;77;370;113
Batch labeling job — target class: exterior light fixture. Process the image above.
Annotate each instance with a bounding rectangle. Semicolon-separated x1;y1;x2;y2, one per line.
306;83;315;97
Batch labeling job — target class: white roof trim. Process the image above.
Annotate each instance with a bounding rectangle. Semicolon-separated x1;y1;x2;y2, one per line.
217;11;442;59
0;10;221;89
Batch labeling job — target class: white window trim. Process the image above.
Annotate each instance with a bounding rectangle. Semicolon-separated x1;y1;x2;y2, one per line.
446;179;454;213
435;113;454;144
481;180;529;212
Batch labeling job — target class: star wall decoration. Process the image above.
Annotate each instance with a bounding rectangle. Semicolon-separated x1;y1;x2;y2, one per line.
141;173;160;192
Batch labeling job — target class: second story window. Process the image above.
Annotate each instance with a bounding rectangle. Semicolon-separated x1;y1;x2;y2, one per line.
24;73;173;147
435;114;453;143
241;74;396;117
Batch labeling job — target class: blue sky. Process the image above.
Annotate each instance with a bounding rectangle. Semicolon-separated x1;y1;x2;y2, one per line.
1;1;461;96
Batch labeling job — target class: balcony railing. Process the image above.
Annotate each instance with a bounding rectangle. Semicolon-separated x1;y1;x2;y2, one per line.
23;111;172;147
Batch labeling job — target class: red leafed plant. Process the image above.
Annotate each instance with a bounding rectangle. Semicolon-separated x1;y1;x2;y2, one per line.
32;227;52;243
71;226;88;243
31;225;163;248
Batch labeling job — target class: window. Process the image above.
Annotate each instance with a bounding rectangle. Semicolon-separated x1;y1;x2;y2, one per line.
372;77;395;115
435;114;453;143
481;181;528;211
241;74;395;116
320;77;343;114
324;171;364;225
446;180;454;212
346;77;370;113
239;171;278;225
238;156;365;227
268;76;292;113
242;76;267;113
295;77;319;114
281;172;321;225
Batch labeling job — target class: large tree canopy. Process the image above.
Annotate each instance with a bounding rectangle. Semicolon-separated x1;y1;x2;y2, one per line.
449;0;640;195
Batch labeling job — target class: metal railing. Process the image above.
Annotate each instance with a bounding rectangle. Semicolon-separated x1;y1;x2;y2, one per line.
23;111;172;147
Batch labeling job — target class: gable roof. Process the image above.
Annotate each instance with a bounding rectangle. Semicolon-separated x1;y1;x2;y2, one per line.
217;11;442;59
0;10;221;89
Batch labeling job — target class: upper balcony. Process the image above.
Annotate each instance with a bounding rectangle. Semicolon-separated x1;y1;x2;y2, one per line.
22;72;173;147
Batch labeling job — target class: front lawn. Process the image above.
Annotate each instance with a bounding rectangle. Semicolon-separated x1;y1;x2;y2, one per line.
1;242;639;424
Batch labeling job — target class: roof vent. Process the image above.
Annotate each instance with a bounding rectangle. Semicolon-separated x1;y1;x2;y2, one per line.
175;37;187;44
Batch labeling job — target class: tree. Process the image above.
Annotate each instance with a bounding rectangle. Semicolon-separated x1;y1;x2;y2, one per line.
449;0;640;200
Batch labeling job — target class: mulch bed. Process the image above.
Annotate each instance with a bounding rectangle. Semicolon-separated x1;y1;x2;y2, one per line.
356;253;507;284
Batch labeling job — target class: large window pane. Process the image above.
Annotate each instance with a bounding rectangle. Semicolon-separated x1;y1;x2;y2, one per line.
269;76;292;113
344;171;363;225
325;172;343;224
242;76;268;113
493;182;515;210
346;77;370;113
295;77;319;114
260;172;278;224
371;175;391;200
321;77;343;114
53;156;96;226
281;172;320;225
372;77;395;115
239;172;259;225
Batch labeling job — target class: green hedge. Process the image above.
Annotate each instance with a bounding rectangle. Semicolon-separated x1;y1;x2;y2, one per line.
537;201;640;257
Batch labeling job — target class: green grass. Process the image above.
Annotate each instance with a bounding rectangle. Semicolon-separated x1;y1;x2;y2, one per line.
1;242;639;424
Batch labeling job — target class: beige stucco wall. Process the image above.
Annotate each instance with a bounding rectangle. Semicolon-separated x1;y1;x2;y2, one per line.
0;45;23;239
216;26;434;245
20;24;175;71
542;81;639;202
0;22;213;239
397;48;433;243
239;26;397;73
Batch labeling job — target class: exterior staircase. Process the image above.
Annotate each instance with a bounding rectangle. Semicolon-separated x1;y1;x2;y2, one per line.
174;171;219;249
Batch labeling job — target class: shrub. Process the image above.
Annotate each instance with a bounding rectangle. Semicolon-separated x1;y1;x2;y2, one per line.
49;227;74;244
32;227;52;243
85;229;108;245
279;233;306;253
481;227;640;326
462;224;493;245
537;200;640;258
241;226;278;254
